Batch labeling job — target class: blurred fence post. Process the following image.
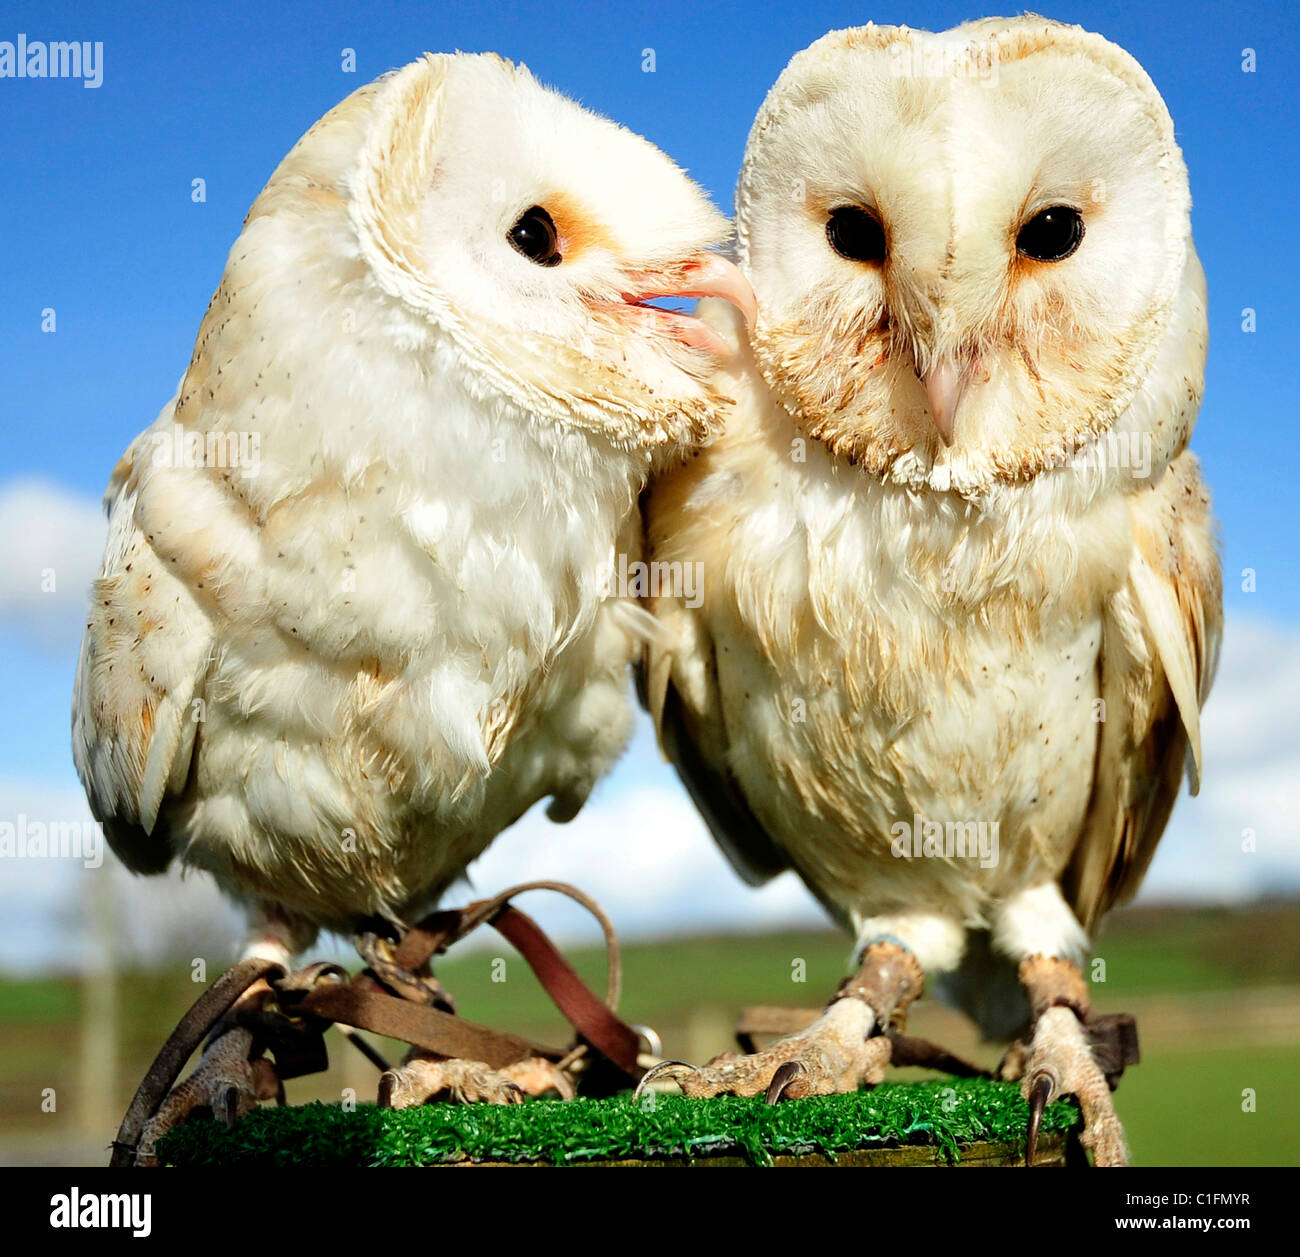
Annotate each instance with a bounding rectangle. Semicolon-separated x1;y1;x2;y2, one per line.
77;866;118;1140
685;1004;734;1064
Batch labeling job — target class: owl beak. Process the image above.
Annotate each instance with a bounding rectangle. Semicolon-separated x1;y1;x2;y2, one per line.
922;359;969;446
665;253;758;329
619;253;757;355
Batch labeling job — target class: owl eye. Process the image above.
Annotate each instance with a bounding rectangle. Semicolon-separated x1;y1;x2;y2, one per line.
826;206;887;263
1016;206;1084;262
508;206;562;267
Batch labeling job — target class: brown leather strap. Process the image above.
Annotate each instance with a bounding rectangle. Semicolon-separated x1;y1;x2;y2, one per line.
454;881;624;1007
884;1030;992;1080
384;882;642;1080
114;885;646;1166
1083;1012;1141;1088
491;904;644;1079
393;909;462;973
297;977;564;1069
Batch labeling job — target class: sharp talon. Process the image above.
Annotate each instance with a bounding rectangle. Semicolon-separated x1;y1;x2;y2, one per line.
632;1023;663;1059
765;1060;805;1105
1026;1073;1053;1166
633;1059;696;1103
504;1082;526;1103
377;1070;398;1108
216;1084;241;1128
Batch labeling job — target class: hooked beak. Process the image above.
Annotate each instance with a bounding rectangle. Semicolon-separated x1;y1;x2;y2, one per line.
921;358;971;447
621;253;757;355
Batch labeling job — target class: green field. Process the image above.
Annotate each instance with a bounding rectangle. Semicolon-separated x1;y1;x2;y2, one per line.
2;902;1297;1166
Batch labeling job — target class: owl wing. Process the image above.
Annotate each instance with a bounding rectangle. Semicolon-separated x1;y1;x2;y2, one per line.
641;294;790;885
71;418;214;874
1063;451;1222;933
643;592;791;886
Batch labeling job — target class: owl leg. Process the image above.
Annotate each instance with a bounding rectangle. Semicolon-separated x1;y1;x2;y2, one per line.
638;931;936;1102
1004;954;1129;1167
134;903;316;1166
993;886;1130;1166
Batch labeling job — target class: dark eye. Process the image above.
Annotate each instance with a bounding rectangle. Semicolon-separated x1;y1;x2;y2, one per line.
1016;205;1084;262
826;205;886;263
508;205;562;266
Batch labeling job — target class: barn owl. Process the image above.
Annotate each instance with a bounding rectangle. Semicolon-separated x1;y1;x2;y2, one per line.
72;52;754;1161
643;18;1219;1165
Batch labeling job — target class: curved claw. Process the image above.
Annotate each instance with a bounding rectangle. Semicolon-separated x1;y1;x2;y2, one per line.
632;1059;698;1104
632;1024;664;1060
376;1070;400;1109
215;1084;242;1128
765;1060;806;1105
1026;1072;1054;1166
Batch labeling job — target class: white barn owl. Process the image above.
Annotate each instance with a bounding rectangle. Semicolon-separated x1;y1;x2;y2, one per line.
643;18;1219;1165
72;52;753;1159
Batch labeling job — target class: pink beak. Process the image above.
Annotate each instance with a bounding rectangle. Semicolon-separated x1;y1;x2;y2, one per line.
621;253;757;355
663;253;759;328
922;359;969;446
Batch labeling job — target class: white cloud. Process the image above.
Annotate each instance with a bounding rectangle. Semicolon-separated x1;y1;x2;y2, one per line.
464;722;827;945
1138;614;1300;902
0;478;106;652
0;777;242;973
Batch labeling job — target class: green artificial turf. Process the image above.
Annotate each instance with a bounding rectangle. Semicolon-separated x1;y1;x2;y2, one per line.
157;1078;1077;1167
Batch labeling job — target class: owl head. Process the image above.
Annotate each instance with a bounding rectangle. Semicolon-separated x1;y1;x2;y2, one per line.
736;18;1205;497
243;53;753;459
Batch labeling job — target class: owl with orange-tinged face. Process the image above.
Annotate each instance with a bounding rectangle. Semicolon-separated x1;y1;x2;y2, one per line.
72;52;754;1162
643;18;1220;1166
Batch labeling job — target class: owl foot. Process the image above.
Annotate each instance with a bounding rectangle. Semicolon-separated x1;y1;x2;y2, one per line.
378;1052;575;1108
134;1013;282;1167
637;940;923;1103
638;997;892;1101
1013;1005;1129;1167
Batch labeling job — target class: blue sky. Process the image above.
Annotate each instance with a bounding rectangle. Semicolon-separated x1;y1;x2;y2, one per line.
0;1;1297;965
2;1;1296;591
